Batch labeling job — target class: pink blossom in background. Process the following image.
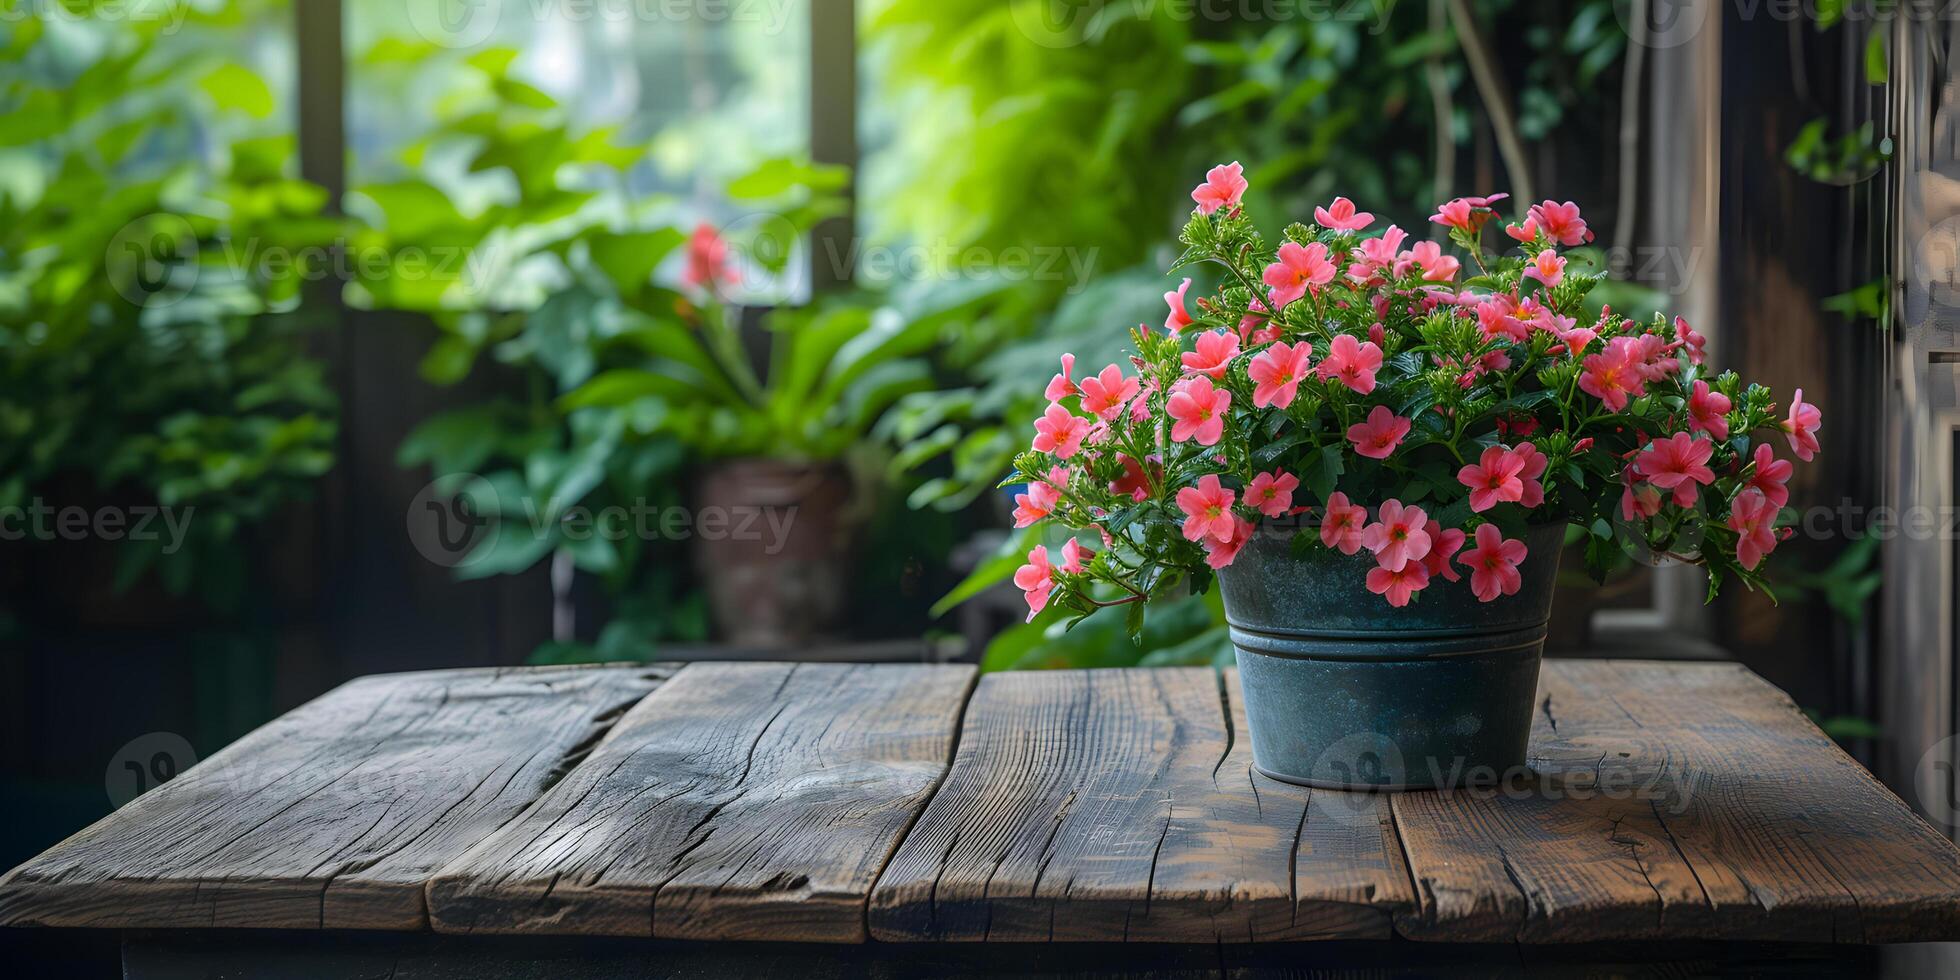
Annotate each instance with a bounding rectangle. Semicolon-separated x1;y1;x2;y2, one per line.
1748;443;1794;510
1203;514;1256;569
1011;479;1060;528
1078;364;1141;420
1167;375;1231;445
1420;520;1466;583
1401;240;1461;282
1059;537;1092;574
1191;161;1247;215
1320;491;1368;555
1181;330;1241;379
1513;442;1548;508
1044;353;1077;401
1687;380;1731;441
1176;474;1238;543
1013;546;1054;621
1636;432;1716;507
1032;403;1091;459
1346;404;1411;459
1460;524;1528;603
682;222;734;288
1164;277;1196;333
1527;200;1593;246
1727;489;1779;570
1248;340;1314;408
1522;249;1566;289
1314;196;1375;232
1675;316;1708;365
1782;388;1822;461
1367;561;1430;607
1246;470;1300;518
1362;499;1432;572
1263;241;1336;308
1318;333;1383;394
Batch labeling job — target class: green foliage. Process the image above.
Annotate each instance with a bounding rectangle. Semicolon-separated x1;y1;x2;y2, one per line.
0;5;339;608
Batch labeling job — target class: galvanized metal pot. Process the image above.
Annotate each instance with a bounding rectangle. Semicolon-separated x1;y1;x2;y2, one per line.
1216;521;1567;791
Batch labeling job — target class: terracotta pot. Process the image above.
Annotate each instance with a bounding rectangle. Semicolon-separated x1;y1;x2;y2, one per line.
691;459;854;648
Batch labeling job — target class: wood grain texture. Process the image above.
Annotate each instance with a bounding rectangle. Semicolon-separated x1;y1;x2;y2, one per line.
1393;660;1960;943
0;664;671;931
868;668;1415;943
425;661;976;942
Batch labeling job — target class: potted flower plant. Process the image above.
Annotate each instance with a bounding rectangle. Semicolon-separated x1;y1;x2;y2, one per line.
1006;163;1822;789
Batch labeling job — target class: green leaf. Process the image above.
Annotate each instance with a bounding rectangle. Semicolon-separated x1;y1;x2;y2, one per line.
1865;30;1889;84
1307;444;1345;502
200;64;273;118
586;228;686;297
931;527;1033;618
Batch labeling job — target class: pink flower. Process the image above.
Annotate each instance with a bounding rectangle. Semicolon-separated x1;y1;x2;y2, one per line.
1318;333;1384;394
1748;443;1794;510
1011;478;1060;528
1348;225;1408;280
1167;375;1231;446
1635;432;1716;507
1203;514;1256;570
1527;200;1593;246
1459;524;1529;603
1181;329;1241;378
1429;194;1507;233
1320;491;1368;554
1176;474;1238;543
1043;353;1077;401
1421;520;1466;583
1346;404;1411;460
1727;489;1779;571
1314;196;1374;232
1504;217;1540;243
1781;388;1821;461
1059;537;1093;574
1164;277;1195;333
1013;546;1054;621
1366;561;1430;607
1237;297;1274;343
1248;340;1313;409
1191;161;1247;215
1621;480;1664;521
1578;336;1650;412
682;222;734;288
1513;442;1548;508
1263;241;1335;308
1458;445;1526;513
1400;240;1461;282
1032;403;1092;459
1476;296;1529;344
1078;364;1140;420
1687;380;1731;441
1675;316;1708;366
1246;470;1299;518
1522;249;1566;289
1362;499;1432;572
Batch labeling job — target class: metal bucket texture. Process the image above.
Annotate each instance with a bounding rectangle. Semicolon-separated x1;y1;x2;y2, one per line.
1216;521;1567;790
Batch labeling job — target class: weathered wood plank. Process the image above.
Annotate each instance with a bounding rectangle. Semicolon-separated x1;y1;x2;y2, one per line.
425;661;975;942
0;664;671;931
868;668;1415;943
1393;660;1960;943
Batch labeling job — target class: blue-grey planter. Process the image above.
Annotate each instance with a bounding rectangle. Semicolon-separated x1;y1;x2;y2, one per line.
1216;521;1567;791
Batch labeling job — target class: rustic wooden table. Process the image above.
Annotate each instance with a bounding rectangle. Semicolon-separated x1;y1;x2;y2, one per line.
4;660;1959;977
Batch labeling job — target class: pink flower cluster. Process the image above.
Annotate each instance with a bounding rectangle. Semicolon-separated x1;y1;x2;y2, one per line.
1004;166;1822;622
